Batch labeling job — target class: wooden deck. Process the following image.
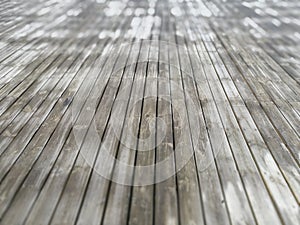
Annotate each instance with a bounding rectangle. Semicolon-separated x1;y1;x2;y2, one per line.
0;0;299;224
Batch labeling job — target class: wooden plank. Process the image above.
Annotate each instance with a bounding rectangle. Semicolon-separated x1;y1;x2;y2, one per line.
214;42;300;202
127;44;156;225
209;23;300;164
49;16;145;225
207;23;300;223
169;17;205;225
0;37;100;225
0;0;299;224
154;10;180;225
184;43;231;225
22;13;138;225
22;38;115;225
184;22;259;225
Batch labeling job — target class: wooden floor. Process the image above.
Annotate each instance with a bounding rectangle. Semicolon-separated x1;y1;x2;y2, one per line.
0;0;299;224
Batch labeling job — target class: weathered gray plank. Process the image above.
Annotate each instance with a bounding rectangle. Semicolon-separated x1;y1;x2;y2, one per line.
0;0;299;225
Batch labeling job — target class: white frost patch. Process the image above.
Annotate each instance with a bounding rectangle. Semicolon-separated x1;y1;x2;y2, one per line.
282;17;291;24
14;23;42;38
131;17;141;27
98;30;120;39
254;8;264;16
200;8;212;17
55;15;67;24
242;2;252;8
176;30;184;37
193;1;212;17
171;7;182;17
104;1;126;17
67;9;81;17
124;8;133;16
166;217;177;225
148;8;155;15
134;8;146;16
263;153;300;219
37;7;51;16
265;8;278;16
292;18;300;26
294;32;300;40
31;30;45;38
154;16;161;27
244;17;267;36
264;153;280;177
225;182;245;223
51;30;69;38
